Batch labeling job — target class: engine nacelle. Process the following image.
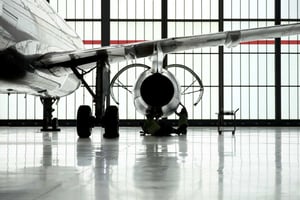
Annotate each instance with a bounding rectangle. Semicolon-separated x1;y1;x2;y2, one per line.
133;69;181;117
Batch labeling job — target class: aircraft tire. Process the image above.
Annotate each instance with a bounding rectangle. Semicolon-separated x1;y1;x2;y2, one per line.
77;105;93;138
103;106;119;139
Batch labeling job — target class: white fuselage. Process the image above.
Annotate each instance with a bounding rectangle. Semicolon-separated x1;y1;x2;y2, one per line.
0;0;84;97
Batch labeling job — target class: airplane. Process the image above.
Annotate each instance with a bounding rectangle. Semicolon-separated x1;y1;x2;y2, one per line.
1;0;300;138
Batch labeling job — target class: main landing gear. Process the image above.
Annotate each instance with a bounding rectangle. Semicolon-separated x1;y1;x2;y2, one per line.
76;105;94;138
71;60;119;139
75;105;119;138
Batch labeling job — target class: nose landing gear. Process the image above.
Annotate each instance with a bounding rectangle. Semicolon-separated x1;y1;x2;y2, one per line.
41;97;60;132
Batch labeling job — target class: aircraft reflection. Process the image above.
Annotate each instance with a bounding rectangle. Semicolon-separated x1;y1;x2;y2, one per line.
76;138;93;166
42;132;53;167
77;137;120;200
0;127;296;200
133;136;188;199
275;130;282;200
217;134;237;200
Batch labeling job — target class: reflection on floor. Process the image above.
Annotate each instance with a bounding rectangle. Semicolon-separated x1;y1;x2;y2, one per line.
0;127;299;200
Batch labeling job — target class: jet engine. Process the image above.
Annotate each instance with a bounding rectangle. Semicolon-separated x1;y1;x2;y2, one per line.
133;68;181;117
110;63;204;118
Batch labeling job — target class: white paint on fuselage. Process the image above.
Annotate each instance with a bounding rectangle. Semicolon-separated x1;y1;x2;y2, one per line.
0;0;83;52
0;0;84;97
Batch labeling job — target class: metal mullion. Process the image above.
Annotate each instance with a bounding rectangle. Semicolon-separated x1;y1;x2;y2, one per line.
224;52;277;55
201;0;203;119
85;0;95;118
56;0;58;13
275;0;281;121
200;49;203;118
257;19;259;120
25;95;27;120
64;41;68;118
240;35;242;120
16;94;18;120
288;0;291;119
224;85;276;88
246;0;250;120
265;0;269;119
55;0;60;116
192;0;195;119
184;0;186;114
174;52;219;55
257;45;259;120
281;52;300;55
112;19;160;22
231;50;233;112
162;0;168;39
296;1;299;119
209;0;212;119
65;0;68;17
239;0;250;119
248;28;250;120
281;85;300;87
143;0;145;71
117;0;120;117
65;0;69;119
74;0;82;108
288;56;291;120
134;0;137;120
168;19;219;22
126;0;128;119
266;37;269;119
230;0;233;114
224;18;276;21
66;18;101;22
218;0;224;120
34;96;36;120
174;0;177;101
72;0;76;119
266;0;268;19
142;0;145;106
281;18;300;21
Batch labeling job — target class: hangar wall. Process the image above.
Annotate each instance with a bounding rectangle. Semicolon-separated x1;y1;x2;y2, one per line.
0;0;299;125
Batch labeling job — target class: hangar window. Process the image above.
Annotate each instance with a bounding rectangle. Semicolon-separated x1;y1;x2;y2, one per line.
1;0;300;125
224;21;275;120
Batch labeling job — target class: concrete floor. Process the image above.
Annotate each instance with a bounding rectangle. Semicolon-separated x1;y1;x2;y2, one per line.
0;126;299;200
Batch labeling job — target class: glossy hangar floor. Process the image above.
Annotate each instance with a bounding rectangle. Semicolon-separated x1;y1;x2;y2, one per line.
0;127;299;200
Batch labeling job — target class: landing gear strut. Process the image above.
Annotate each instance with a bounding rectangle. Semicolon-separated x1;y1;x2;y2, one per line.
41;97;60;132
71;59;119;138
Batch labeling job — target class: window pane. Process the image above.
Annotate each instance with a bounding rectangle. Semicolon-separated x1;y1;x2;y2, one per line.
111;0;160;19
0;95;8;119
168;0;218;19
282;0;300;19
224;0;274;19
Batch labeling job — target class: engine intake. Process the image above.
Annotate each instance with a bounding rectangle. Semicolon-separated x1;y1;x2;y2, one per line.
133;69;181;117
140;73;174;107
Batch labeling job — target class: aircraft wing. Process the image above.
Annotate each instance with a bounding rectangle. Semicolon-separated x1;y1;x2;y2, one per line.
34;23;300;69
